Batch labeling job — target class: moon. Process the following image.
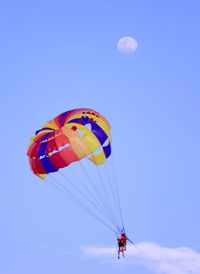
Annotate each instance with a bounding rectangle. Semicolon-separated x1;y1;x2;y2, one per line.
117;36;138;54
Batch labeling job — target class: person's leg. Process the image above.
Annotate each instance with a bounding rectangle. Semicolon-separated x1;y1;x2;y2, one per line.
118;248;120;259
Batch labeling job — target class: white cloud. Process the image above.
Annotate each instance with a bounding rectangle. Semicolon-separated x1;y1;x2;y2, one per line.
82;242;200;274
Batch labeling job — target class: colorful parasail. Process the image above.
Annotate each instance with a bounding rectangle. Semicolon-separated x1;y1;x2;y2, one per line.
27;108;112;179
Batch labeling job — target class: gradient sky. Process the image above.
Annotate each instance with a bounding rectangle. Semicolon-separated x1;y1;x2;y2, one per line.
1;1;200;274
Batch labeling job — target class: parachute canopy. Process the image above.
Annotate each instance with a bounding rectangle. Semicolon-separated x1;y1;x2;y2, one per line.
27;108;112;178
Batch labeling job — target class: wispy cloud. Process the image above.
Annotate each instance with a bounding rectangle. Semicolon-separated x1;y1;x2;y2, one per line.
82;242;200;274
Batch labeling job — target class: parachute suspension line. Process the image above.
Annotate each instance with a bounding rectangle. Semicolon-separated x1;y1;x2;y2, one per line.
78;160;112;212
102;161;124;230
47;175;118;234
80;160;120;232
110;155;125;229
65;163;111;219
58;171;119;229
47;175;83;206
95;165;121;232
106;157;125;231
58;170;118;229
78;160;119;229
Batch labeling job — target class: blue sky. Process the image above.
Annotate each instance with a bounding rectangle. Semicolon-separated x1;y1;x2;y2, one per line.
1;1;200;273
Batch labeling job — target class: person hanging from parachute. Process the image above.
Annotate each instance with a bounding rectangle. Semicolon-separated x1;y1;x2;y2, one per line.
117;229;128;259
